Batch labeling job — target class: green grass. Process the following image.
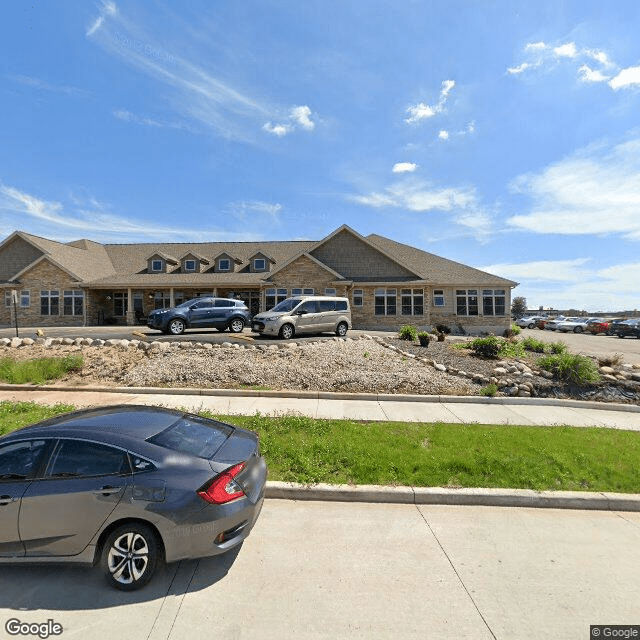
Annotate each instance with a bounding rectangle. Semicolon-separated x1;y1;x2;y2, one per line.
0;355;83;385
537;352;600;384
3;401;638;493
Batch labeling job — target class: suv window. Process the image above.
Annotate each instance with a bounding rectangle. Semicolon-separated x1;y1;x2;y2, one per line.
48;440;131;478
0;440;48;480
319;300;336;312
192;300;213;309
214;300;235;308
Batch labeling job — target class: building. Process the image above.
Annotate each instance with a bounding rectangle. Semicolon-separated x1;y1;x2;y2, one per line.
0;225;517;334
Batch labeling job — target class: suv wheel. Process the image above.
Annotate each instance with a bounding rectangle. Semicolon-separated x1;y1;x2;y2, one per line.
101;523;159;591
228;318;245;333
279;323;294;340
168;318;185;335
335;322;348;337
573;326;583;333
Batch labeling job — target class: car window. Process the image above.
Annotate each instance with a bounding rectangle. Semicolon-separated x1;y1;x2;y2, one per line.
319;300;336;312
335;300;348;311
47;440;131;478
192;300;213;309
301;300;319;313
129;455;157;473
214;300;235;308
0;440;48;480
147;415;232;459
271;298;303;313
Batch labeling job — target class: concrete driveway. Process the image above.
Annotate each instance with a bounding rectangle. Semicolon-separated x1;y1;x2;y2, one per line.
0;500;638;640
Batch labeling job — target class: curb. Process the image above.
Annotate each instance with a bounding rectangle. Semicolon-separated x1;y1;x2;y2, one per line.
0;383;638;413
265;481;640;512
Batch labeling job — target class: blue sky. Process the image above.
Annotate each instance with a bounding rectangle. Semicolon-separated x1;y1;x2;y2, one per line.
2;1;640;312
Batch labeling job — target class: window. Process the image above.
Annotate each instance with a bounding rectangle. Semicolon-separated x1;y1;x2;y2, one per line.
303;288;314;295
63;290;84;316
184;259;196;272
192;299;213;309
48;440;130;478
173;291;185;306
482;289;506;316
291;288;303;296
40;290;59;316
433;289;445;307
319;300;336;312
336;300;348;311
456;290;479;316
352;289;363;307
20;291;30;308
300;300;319;313
113;292;127;316
154;292;170;309
218;259;230;271
374;288;397;316
151;259;163;272
325;288;336;296
253;258;266;270
265;288;287;309
401;289;424;316
0;440;48;480
214;299;235;308
4;291;11;307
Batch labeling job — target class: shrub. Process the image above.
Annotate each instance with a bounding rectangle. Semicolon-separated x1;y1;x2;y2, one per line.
598;353;623;367
537;353;600;384
435;324;452;335
399;325;418;341
470;336;501;359
479;383;498;397
548;341;567;354
521;337;546;353
417;331;430;346
498;339;525;359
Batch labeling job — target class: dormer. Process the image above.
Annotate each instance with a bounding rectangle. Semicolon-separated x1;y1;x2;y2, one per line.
180;251;209;273
212;252;242;273
248;251;275;273
146;252;179;274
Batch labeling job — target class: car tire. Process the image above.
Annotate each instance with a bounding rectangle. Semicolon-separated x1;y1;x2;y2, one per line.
573;326;583;333
617;333;624;338
228;318;245;333
335;322;348;337
101;523;159;591
527;323;534;329
279;323;294;340
168;318;185;335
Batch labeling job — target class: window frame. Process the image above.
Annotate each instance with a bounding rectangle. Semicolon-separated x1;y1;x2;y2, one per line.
433;289;445;307
184;259;197;272
40;290;60;316
151;259;163;272
63;290;84;316
352;289;363;307
374;288;397;316
456;289;479;316
482;289;506;316
218;258;231;271
324;288;336;296
113;292;128;316
253;258;266;271
45;438;132;479
400;289;424;316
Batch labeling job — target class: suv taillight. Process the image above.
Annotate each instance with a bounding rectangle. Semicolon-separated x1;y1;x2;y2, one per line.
197;463;246;504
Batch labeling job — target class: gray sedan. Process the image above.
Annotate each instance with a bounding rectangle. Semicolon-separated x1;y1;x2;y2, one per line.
0;406;266;590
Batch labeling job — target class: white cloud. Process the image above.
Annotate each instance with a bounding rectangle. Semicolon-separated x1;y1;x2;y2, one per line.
553;42;577;58
11;75;91;97
86;0;117;36
113;109;195;132
405;79;455;124
507;137;640;240
0;182;257;242
227;200;282;223
525;41;547;52
392;162;417;174
262;122;290;137
438;130;450;141
263;105;316;137
609;66;640;90
290;105;315;131
578;65;609;83
480;258;591;282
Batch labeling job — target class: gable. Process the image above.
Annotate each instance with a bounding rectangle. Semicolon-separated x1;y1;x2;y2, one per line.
0;236;44;282
310;229;418;281
268;254;340;284
14;257;80;287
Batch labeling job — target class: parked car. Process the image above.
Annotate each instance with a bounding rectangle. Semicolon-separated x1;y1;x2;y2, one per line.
586;318;615;335
607;319;629;336
615;319;640;339
0;405;267;590
251;296;351;339
556;317;598;333
535;318;549;330
147;297;251;335
544;316;566;331
515;315;543;329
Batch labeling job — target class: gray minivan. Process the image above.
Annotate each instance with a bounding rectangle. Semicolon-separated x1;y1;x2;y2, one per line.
251;296;351;339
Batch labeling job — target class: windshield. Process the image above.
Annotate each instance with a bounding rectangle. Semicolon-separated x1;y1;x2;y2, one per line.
270;298;303;313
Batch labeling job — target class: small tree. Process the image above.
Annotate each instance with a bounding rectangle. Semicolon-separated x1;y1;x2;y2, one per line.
511;296;527;318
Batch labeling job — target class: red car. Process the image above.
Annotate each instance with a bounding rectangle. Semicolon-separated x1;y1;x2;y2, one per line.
586;318;614;335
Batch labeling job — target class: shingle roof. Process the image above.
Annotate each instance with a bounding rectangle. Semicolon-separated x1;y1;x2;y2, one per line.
366;234;517;286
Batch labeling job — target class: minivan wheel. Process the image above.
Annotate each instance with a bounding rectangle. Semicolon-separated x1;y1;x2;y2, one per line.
168;318;185;335
279;323;294;340
335;322;348;337
228;318;244;333
101;523;159;591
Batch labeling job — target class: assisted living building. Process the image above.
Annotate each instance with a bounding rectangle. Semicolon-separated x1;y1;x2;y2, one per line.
0;224;517;334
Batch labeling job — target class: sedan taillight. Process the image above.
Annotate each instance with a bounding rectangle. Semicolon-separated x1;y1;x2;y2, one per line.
198;463;246;504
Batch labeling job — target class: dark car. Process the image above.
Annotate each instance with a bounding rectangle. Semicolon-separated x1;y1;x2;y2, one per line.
0;405;267;590
616;319;640;339
607;318;629;336
147;297;251;335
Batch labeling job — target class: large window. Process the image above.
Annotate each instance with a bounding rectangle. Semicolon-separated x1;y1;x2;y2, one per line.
113;292;127;316
265;288;287;309
433;289;445;307
456;290;479;316
63;290;84;316
401;289;424;316
154;292;171;309
482;289;506;316
40;290;59;316
374;288;396;316
352;289;363;307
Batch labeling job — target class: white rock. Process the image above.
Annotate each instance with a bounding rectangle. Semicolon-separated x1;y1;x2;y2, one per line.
10;338;22;348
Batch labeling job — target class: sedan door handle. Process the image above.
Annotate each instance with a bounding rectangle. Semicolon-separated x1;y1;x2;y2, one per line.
0;495;17;506
93;486;124;496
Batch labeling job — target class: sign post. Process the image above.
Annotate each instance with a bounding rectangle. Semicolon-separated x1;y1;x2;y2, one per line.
11;290;19;338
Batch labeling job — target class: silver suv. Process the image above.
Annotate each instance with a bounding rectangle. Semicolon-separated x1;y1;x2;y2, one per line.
251;296;351;339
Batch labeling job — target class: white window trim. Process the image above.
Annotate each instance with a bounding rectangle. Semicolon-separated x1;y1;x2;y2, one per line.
151;259;163;272
20;290;30;308
253;258;266;270
456;289;479;316
482;289;506;316
400;289;424;316
374;288;397;316
218;259;231;271
184;259;197;272
352;289;363;307
63;290;84;316
325;288;336;296
433;289;445;307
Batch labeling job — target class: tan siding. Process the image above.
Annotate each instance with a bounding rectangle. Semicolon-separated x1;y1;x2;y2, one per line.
0;236;43;282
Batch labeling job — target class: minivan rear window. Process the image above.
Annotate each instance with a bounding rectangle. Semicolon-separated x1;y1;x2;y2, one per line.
147;416;232;459
336;300;348;311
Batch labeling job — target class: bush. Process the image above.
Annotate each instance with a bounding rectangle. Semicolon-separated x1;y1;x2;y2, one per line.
435;324;452;335
537;353;600;384
470;336;501;359
399;325;418;341
548;341;567;354
417;331;430;346
521;337;546;353
479;383;498;397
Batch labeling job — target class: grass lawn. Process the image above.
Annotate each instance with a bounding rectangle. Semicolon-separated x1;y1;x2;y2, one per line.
0;355;83;385
2;401;638;493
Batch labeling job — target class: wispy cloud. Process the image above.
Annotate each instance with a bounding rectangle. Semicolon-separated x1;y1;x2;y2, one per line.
0;182;258;242
112;109;195;132
227;200;282;223
350;177;492;240
392;162;417;174
507;137;640;240
87;4;316;142
10;75;91;98
405;80;455;124
481;258;591;282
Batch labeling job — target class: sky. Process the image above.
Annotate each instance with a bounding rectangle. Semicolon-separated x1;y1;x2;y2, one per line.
1;1;640;313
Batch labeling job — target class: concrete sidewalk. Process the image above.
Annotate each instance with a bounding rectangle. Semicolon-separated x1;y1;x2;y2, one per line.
1;384;639;430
